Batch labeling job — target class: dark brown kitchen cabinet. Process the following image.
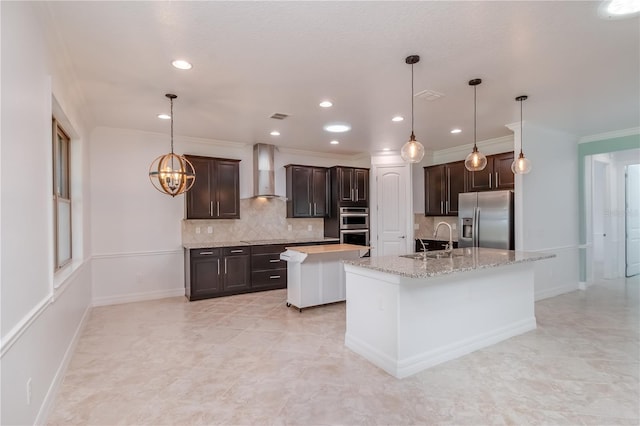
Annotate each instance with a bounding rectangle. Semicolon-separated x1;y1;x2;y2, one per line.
330;166;369;206
185;246;249;301
466;152;514;192
250;244;287;290
424;161;466;216
185;155;240;219
285;165;328;218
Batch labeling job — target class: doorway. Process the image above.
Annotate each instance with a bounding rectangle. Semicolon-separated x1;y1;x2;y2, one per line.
626;164;640;277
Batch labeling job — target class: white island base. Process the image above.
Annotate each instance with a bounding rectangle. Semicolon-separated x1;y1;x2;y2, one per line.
344;261;537;379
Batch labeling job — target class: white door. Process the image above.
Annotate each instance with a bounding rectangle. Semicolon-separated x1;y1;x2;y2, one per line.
375;165;408;256
626;164;640;277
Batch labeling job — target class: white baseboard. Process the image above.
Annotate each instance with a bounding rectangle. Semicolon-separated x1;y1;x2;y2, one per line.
346;317;537;379
92;287;185;307
534;281;579;301
35;303;91;425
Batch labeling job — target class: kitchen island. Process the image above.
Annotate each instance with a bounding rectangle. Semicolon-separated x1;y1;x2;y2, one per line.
342;247;555;378
281;244;369;311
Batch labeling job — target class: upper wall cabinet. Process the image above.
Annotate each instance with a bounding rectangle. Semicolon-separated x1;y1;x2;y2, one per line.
185;155;240;219
466;152;514;192
424;161;466;216
330;166;369;207
285;165;328;218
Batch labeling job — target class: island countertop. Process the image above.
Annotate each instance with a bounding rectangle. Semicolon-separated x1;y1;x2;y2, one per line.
343;247;555;279
285;243;369;255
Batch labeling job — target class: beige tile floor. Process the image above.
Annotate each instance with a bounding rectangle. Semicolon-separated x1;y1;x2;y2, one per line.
48;276;639;425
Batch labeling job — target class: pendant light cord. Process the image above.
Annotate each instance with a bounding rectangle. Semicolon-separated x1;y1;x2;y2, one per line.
170;97;175;155
473;84;477;149
411;62;415;134
519;98;524;155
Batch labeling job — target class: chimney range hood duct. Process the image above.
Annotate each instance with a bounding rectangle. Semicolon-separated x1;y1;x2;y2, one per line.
253;144;277;198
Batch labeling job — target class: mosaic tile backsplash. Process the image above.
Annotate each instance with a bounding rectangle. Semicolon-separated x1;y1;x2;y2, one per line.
182;197;324;244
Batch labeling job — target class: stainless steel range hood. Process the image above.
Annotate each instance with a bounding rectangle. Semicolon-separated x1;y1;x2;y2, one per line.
253;143;277;198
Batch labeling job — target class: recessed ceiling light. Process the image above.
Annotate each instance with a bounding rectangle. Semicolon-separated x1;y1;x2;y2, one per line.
323;123;351;133
599;0;640;18
450;128;462;134
383;148;390;151
392;116;404;122
319;101;333;108
171;59;192;70
330;140;339;145
270;131;280;136
157;113;171;120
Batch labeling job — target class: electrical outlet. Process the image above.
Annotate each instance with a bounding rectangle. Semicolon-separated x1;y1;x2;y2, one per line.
26;378;32;405
207;226;213;234
307;225;312;231
288;224;292;231
195;227;201;234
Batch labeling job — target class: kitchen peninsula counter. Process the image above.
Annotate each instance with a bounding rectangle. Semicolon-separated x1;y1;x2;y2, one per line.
343;247;555;379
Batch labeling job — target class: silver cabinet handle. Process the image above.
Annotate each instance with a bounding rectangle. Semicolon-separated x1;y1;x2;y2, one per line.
351;188;354;201
224;258;227;274
309;203;312;215
217;201;220;216
230;249;243;253
210;201;213;216
313;203;317;215
217;259;220;275
269;259;280;263
199;251;214;255
489;173;492;188
269;275;281;279
495;172;498;187
356;189;359;200
441;201;444;214
445;200;449;214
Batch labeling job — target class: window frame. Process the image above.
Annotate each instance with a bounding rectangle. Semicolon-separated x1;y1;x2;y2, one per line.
53;117;72;271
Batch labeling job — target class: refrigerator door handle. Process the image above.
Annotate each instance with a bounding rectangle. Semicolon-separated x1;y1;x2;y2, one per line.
474;207;480;247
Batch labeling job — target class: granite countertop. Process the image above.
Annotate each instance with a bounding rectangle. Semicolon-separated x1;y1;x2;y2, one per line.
183;237;340;249
343;247;555;279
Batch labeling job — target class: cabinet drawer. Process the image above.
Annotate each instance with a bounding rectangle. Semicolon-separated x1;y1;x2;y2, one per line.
251;244;286;255
190;248;221;258
223;246;250;256
251;269;287;288
252;253;286;270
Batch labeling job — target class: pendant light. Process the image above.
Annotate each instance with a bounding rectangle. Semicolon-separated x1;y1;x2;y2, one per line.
464;79;488;172
149;94;196;197
400;55;425;163
512;95;532;174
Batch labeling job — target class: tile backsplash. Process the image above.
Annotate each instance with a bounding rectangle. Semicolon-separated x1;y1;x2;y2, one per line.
414;214;459;241
182;197;324;244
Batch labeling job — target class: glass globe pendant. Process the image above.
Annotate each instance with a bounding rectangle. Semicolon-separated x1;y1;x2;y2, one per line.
464;79;487;172
149;94;196;196
511;95;532;175
400;55;425;163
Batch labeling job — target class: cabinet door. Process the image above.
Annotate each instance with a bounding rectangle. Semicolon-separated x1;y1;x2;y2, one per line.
311;168;328;217
424;165;445;216
215;160;240;219
223;254;251;291
185;156;214;219
466;157;493;192
190;254;222;298
446;161;466;215
492;152;515;190
338;167;354;202
291;166;312;217
354;169;369;204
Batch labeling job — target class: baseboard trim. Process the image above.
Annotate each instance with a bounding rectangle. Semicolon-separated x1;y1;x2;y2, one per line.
535;281;579;301
35;303;91;425
346;317;537;379
92;287;185;307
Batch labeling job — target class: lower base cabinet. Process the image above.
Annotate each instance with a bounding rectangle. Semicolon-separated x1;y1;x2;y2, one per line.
185;241;338;301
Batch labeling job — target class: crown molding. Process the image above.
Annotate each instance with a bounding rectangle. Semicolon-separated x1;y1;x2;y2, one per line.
579;127;640;144
432;135;513;164
277;146;370;162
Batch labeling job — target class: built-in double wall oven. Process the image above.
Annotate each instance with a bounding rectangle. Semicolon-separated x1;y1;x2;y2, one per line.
339;207;369;247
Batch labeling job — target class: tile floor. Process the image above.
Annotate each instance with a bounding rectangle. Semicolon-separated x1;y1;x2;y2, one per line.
48;277;639;425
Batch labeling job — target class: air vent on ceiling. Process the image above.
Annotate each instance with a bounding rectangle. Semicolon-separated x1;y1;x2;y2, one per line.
414;89;444;101
270;112;289;120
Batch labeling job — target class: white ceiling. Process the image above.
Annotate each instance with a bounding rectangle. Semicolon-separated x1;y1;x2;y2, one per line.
45;1;640;155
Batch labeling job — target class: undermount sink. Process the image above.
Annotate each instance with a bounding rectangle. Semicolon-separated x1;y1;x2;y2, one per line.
400;251;461;260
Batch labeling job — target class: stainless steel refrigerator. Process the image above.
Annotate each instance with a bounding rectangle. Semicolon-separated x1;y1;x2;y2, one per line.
458;190;514;249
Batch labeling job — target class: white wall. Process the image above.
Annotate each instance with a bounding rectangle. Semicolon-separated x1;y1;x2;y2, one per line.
515;123;580;300
90;127;369;305
1;2;93;424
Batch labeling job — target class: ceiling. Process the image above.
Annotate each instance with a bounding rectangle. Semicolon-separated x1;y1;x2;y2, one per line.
45;1;640;155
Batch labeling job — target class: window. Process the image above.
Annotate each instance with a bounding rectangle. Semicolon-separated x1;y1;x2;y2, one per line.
53;118;71;270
